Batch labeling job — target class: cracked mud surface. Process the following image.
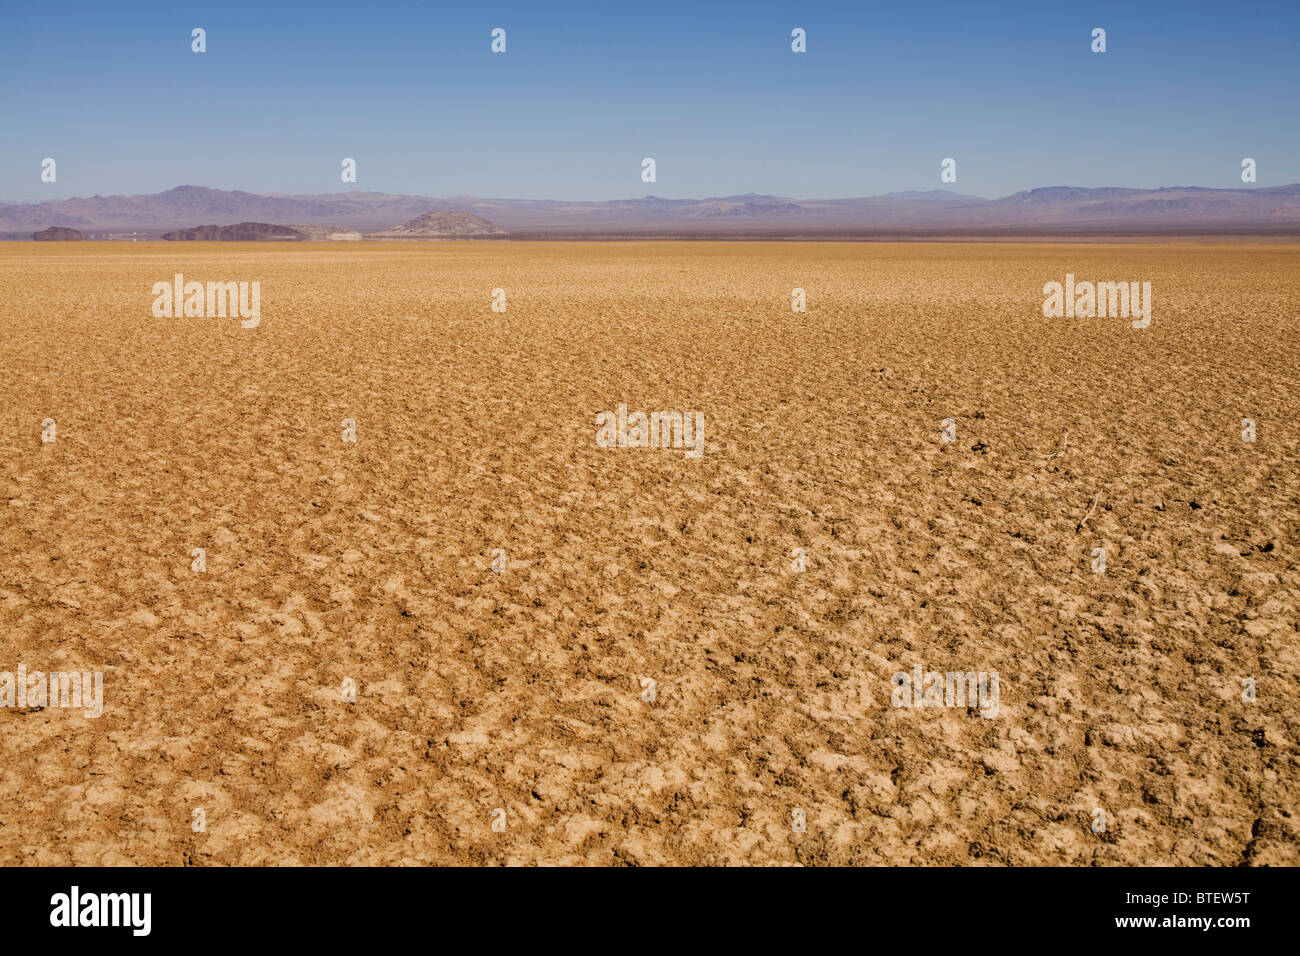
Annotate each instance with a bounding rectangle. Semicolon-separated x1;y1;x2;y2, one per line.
1;241;1296;864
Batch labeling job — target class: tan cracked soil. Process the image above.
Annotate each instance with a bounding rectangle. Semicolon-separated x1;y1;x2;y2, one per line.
0;240;1296;865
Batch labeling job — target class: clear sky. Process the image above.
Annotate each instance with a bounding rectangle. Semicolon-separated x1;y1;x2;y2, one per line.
2;0;1297;202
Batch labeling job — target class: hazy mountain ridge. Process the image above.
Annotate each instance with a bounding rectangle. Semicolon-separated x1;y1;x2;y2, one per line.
4;183;1299;237
877;189;986;202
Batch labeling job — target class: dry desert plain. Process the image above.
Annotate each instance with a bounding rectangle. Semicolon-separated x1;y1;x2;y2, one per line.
0;240;1296;866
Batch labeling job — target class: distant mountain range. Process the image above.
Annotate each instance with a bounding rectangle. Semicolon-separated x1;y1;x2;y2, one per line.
3;184;1299;238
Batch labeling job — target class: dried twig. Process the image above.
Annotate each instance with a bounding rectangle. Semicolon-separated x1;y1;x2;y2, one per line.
1075;491;1101;533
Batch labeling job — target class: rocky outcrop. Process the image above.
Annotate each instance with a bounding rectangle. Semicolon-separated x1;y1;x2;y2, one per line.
162;222;307;241
32;226;86;240
366;211;507;239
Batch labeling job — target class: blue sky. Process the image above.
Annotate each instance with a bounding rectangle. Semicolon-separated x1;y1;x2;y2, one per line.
2;0;1297;201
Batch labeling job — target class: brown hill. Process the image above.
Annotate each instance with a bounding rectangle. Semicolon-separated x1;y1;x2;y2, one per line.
162;222;306;241
32;226;85;240
366;210;507;239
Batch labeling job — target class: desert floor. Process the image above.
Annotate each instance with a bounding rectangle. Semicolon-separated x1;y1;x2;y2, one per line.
0;240;1296;865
